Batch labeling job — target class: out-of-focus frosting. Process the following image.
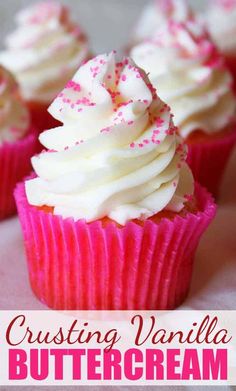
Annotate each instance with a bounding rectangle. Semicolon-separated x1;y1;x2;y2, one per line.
206;0;236;55
132;0;193;45
0;1;89;103
0;66;30;144
131;21;236;138
26;52;194;225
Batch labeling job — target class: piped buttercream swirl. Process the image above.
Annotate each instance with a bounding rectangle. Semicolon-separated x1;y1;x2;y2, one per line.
132;0;193;45
0;1;89;103
131;21;236;138
26;52;194;225
0;66;30;144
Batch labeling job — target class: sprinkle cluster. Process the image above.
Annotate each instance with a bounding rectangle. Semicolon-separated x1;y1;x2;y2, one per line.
26;2;67;25
149;20;223;72
54;53;181;153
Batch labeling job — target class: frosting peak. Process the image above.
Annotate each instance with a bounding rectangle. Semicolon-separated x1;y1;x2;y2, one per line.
16;1;69;26
0;66;30;144
26;52;193;225
132;0;193;45
0;1;89;103
131;21;236;138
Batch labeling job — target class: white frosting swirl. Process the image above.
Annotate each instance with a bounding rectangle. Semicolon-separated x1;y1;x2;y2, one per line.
131;21;236;138
132;0;193;45
0;1;89;103
206;0;236;55
0;66;30;144
26;52;193;226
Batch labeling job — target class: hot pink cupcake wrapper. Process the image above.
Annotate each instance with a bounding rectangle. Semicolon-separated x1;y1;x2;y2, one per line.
187;129;236;198
0;129;37;220
15;181;216;310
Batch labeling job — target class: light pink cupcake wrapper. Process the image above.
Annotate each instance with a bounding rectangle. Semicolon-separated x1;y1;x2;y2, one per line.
0;130;38;220
15;181;216;310
187;129;236;198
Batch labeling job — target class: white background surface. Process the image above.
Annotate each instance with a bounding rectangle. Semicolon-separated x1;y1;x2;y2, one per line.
0;1;235;390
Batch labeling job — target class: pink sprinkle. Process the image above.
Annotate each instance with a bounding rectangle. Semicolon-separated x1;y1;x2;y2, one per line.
130;142;135;148
128;120;134;125
100;127;111;133
66;80;81;92
156;117;164;126
121;75;127;82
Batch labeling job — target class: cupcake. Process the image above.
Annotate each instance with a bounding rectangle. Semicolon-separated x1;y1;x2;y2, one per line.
0;66;37;220
15;52;216;310
205;0;236;91
131;0;193;46
131;21;236;197
0;1;90;133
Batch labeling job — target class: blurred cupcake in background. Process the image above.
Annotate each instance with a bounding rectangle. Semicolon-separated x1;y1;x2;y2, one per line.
131;21;236;197
15;52;216;310
0;66;37;220
205;0;236;91
131;0;194;46
0;1;90;133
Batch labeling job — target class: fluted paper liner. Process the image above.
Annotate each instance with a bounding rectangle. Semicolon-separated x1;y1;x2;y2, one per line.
0;130;37;220
15;182;216;310
187;129;236;198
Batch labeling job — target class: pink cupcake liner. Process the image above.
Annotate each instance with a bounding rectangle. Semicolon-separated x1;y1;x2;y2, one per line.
0;129;37;220
15;181;216;310
187;129;236;198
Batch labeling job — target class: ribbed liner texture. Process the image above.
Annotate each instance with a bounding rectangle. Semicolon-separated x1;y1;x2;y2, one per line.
15;182;216;310
187;130;236;198
0;130;37;219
